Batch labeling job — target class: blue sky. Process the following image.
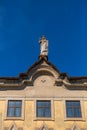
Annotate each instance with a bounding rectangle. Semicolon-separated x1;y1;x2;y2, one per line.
0;0;87;77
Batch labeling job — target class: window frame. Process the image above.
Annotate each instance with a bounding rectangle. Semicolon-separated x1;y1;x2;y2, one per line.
5;98;24;120
36;100;51;118
7;100;22;117
66;100;82;118
34;98;54;120
64;98;85;121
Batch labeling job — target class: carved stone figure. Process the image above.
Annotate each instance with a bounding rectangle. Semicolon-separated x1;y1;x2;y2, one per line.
40;41;48;55
39;36;48;56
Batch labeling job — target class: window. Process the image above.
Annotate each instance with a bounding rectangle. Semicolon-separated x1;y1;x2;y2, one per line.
66;100;82;118
7;100;22;117
36;100;51;117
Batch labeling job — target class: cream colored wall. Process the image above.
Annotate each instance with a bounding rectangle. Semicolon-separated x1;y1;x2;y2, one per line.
0;101;4;130
0;61;87;130
0;99;87;130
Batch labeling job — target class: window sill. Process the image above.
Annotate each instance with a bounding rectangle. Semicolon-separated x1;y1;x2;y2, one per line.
34;117;54;121
4;117;24;120
64;117;86;121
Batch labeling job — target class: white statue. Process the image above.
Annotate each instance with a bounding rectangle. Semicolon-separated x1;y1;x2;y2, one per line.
39;36;48;56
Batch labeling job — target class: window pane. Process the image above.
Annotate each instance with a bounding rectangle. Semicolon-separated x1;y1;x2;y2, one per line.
37;102;43;107
45;108;51;117
73;101;80;107
66;108;73;117
66;101;72;107
15;108;21;117
74;108;81;117
15;101;22;107
37;108;43;117
44;101;50;107
8;101;15;107
7;108;14;117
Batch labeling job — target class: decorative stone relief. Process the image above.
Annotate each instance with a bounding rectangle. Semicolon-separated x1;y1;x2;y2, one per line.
66;123;81;130
40;123;48;130
34;75;54;87
8;122;17;130
71;123;80;130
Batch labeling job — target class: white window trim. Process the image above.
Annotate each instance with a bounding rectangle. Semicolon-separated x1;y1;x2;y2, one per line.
4;98;24;120
34;98;54;121
63;98;85;121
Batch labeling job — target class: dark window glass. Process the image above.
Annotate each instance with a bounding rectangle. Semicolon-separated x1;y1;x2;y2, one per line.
36;101;51;117
7;100;22;117
66;101;82;118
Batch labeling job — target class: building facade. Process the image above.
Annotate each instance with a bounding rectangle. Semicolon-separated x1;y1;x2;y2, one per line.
0;36;87;130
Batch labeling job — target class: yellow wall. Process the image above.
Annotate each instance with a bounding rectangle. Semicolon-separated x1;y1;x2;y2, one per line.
0;100;87;130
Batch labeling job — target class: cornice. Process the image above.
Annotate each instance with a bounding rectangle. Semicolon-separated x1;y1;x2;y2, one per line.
55;79;87;88
0;79;32;87
63;80;87;87
0;78;87;88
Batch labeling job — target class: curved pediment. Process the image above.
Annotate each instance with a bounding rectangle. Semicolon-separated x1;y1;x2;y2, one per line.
25;57;61;86
0;57;87;89
27;57;60;80
30;67;59;86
